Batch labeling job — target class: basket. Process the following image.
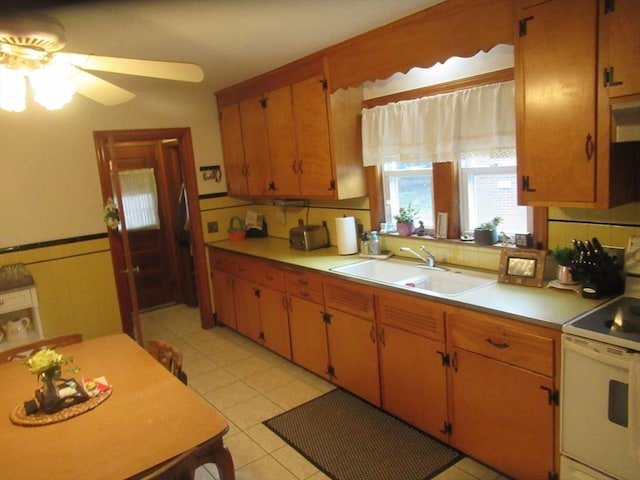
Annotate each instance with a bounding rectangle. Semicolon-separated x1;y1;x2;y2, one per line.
228;216;246;241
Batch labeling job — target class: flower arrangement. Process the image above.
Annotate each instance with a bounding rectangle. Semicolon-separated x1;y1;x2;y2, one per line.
26;348;73;380
103;197;120;230
393;203;420;224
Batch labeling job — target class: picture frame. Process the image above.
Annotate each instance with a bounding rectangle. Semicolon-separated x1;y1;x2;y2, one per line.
498;248;546;287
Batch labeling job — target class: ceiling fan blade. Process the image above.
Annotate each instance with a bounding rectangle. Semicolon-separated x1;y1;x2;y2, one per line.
56;52;204;83
66;66;135;106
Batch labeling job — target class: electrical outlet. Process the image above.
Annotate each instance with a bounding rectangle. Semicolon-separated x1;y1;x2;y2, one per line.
207;221;218;233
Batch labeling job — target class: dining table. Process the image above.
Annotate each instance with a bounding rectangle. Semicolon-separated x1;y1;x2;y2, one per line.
0;333;234;480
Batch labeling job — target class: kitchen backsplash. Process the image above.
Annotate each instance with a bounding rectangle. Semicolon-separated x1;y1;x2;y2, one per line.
548;202;640;251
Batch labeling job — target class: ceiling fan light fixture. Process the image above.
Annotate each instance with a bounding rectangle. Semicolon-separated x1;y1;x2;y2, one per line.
0;65;26;112
29;61;75;110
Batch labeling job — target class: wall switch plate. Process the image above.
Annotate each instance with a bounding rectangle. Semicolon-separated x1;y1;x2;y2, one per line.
207;221;218;233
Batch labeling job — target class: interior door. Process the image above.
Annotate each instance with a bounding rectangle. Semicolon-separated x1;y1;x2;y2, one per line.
112;142;178;310
94;128;213;342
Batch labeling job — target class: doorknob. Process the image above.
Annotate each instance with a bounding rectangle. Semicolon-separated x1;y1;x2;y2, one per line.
120;266;140;275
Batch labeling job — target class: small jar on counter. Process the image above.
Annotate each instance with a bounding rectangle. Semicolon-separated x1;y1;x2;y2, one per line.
360;232;370;255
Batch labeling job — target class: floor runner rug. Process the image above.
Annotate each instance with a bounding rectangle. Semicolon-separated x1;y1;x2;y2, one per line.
263;388;463;480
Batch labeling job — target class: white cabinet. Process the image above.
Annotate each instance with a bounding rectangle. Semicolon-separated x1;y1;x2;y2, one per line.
0;286;44;351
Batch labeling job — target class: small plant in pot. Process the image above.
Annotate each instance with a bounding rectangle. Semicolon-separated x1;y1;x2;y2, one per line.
473;217;502;245
393;203;420;237
551;246;579;284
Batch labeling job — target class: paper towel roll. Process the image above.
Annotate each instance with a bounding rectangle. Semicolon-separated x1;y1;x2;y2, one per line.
335;216;358;255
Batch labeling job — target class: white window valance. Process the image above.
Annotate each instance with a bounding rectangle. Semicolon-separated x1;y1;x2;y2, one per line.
361;80;515;166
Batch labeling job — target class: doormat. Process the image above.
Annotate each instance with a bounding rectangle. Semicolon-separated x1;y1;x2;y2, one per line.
263;388;463;480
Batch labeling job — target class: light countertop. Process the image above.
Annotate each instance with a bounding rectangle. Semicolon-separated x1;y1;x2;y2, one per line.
207;238;613;330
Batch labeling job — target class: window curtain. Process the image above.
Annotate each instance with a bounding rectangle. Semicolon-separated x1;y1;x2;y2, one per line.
119;168;160;230
361;81;515;166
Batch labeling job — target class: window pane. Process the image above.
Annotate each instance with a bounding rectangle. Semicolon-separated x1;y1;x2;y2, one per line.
119;168;160;231
383;163;434;229
463;171;528;234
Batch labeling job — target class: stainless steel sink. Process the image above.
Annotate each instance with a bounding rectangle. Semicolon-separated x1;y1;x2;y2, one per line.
330;257;496;296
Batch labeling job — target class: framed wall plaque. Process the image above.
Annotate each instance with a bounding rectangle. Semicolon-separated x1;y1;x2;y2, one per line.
498;248;546;287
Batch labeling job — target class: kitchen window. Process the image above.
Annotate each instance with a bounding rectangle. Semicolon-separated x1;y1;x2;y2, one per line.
365;79;530;239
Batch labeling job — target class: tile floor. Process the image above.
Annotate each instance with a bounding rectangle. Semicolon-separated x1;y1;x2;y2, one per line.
140;304;508;480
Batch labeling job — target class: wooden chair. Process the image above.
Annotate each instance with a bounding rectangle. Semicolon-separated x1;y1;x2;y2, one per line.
0;333;83;364
147;339;187;385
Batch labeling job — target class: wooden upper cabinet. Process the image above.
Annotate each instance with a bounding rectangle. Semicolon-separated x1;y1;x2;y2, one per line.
238;96;268;196
263;85;300;196
515;0;598;206
218;103;249;196
292;75;334;197
218;74;366;200
600;0;640;99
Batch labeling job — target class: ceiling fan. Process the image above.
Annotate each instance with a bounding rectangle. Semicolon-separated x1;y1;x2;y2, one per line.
0;12;204;111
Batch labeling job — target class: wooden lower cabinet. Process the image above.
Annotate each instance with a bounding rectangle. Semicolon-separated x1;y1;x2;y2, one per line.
233;277;262;341
450;349;554;480
377;291;448;441
324;279;380;406
447;308;559;480
288;294;329;379
210;269;237;329
379;326;448;441
326;307;380;406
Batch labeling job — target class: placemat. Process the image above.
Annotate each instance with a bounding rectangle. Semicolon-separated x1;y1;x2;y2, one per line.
10;389;112;426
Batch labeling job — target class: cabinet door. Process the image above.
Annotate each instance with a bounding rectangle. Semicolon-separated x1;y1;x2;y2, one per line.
326;308;380;406
264;85;300;196
379;325;448;441
239;96;268;196
219;103;248;196
516;0;597;204
259;287;291;359
600;0;640;98
292;75;335;198
450;348;554;480
211;270;237;330
233;277;262;342
288;295;329;379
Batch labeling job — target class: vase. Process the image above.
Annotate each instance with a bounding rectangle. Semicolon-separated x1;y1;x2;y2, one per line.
556;265;576;284
473;228;498;245
37;368;62;414
396;222;414;237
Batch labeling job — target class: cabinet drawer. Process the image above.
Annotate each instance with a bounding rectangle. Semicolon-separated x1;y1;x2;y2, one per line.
448;311;554;377
286;270;324;292
256;264;286;292
230;256;261;281
325;279;375;321
0;288;33;314
288;285;324;304
208;248;236;273
377;291;445;342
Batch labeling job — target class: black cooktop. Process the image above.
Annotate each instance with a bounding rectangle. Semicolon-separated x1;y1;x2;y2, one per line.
567;296;640;349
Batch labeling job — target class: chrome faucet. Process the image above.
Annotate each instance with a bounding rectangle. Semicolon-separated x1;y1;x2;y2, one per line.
400;245;436;267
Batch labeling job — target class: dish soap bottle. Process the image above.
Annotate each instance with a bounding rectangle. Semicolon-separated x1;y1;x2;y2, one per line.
369;231;380;256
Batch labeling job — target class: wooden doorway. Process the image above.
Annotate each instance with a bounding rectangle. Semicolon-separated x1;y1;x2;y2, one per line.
94;128;213;341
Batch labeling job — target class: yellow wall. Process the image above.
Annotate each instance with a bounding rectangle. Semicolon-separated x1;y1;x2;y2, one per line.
548;202;640;251
0;238;121;340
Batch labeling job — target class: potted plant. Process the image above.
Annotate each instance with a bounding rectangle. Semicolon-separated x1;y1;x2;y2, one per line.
551;246;578;284
393;203;420;237
473;217;502;245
